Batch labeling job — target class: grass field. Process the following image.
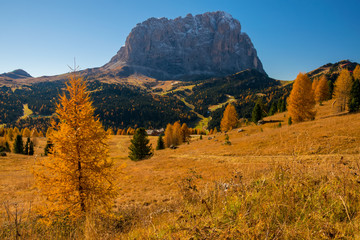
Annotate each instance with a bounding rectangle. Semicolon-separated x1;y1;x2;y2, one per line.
1;100;360;239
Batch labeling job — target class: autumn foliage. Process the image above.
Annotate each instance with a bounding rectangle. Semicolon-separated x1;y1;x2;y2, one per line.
287;73;316;122
34;73;117;220
220;103;238;131
333;69;353;112
164;121;191;147
314;75;330;103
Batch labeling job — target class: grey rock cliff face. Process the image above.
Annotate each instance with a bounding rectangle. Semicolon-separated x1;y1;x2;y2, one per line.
105;11;266;80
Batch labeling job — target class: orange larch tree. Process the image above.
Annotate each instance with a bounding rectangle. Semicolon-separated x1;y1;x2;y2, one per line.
220;103;238;131
315;75;330;103
173;121;182;145
34;73;117;221
164;123;173;147
353;65;360;81
333;69;353;112
180;123;190;143
287;73;316;122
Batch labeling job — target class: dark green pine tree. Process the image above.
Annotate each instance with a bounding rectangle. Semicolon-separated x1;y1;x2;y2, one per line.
13;135;24;154
277;99;283;113
5;141;11;152
156;135;165;150
24;137;30;155
29;141;34;155
252;103;263;123
281;97;287;112
44;140;53;156
128;128;153;161
348;79;360;112
268;102;278;116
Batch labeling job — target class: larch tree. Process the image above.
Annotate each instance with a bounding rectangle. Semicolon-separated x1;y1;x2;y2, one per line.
220;104;238;131
333;69;353;112
353;65;360;81
287;73;316;122
180;123;190;143
312;77;319;92
173;121;182;145
315;75;330;103
164;123;173;147
34;72;117;221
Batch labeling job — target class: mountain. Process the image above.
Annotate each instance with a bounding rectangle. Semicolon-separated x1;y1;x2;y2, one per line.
104;11;265;80
0;69;32;84
0;69;32;79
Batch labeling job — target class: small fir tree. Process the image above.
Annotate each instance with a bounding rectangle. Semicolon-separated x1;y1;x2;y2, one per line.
252;102;263;123
5;142;10;152
128;128;153;161
44;140;53;156
29;141;34;155
24;137;30;155
156;135;165;150
268;102;277;116
288;117;292;125
348;79;360;112
13;135;24;154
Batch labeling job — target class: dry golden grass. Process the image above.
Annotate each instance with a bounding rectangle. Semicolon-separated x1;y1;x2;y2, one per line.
1;101;360;238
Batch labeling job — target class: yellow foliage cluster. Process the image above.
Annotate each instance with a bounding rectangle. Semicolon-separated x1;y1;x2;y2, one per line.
333;69;353;112
164;121;190;147
220;104;238;131
314;75;330;103
287;73;316;122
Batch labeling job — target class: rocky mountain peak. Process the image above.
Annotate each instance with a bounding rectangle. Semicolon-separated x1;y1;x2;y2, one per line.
105;11;266;80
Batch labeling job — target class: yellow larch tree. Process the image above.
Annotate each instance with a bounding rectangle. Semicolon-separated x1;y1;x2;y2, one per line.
164;123;173;147
180;123;190;143
173;121;182;145
333;69;353;112
220;103;238;131
353;65;360;81
34;73;117;221
287;73;316;122
312;77;319;92
315;75;330;103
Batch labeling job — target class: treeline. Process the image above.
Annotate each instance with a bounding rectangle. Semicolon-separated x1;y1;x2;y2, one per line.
287;66;360;123
0;126;43;156
0;86;24;123
0;80;198;131
208;84;291;130
185;69;280;117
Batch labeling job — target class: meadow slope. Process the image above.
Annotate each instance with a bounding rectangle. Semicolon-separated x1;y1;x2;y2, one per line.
1;100;360;238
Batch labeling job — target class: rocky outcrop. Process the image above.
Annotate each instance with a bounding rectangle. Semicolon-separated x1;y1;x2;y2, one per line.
105;11;266;80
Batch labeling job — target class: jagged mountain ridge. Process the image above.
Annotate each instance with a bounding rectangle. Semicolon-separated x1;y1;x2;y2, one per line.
105;11;265;80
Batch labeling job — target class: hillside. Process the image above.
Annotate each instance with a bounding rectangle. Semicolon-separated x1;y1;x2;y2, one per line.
1;100;360;238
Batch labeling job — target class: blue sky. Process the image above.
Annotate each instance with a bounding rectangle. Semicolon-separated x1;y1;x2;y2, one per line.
1;0;359;80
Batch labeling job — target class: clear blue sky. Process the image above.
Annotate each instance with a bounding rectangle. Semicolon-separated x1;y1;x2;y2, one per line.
1;0;359;80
